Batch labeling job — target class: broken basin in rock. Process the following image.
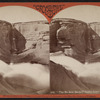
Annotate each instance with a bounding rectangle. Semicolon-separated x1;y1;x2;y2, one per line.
12;21;49;64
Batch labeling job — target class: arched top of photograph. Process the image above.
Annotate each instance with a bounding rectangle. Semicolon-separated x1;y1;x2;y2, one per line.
0;6;47;23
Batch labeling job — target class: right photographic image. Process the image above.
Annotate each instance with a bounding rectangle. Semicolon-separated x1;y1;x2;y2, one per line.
50;5;100;94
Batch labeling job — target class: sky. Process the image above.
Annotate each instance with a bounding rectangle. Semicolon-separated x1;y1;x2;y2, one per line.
0;6;46;23
53;5;100;23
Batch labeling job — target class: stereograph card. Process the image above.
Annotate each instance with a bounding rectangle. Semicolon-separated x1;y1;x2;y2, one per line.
0;1;99;98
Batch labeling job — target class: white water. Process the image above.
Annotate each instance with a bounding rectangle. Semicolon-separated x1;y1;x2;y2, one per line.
0;60;49;94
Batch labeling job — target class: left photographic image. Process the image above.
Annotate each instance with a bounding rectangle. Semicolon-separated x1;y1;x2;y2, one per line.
0;6;50;95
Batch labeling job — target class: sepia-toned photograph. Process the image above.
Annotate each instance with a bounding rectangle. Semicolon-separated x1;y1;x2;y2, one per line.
0;6;50;95
50;5;100;94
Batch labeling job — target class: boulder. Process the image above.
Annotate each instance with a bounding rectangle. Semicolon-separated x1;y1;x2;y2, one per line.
0;20;12;63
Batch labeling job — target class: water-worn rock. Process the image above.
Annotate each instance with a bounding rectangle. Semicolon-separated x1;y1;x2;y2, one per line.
13;21;49;64
50;18;100;63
